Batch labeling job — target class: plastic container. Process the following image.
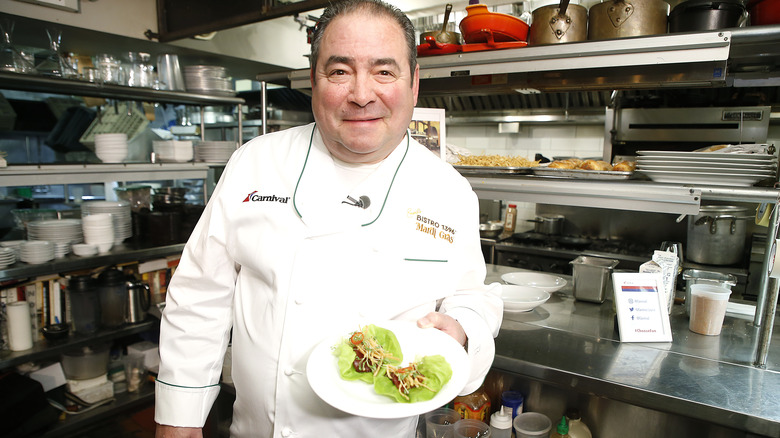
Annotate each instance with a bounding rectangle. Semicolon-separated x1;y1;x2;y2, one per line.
61;344;110;380
570;255;619;303
489;406;513;438
97;268;127;328
689;283;732;335
453;386;492;422
68;275;99;334
514;412;552;438
550;415;570;438
501;390;525;421
454;418;492;438
682;269;736;316
565;409;592;438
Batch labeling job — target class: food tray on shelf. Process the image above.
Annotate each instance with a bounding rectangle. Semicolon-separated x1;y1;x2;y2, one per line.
531;167;634;180
454;165;535;175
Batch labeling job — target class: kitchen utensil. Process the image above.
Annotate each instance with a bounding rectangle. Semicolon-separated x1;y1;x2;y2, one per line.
682;269;736;315
157;53;186;91
588;0;670;40
97;268;127;328
570;255;619;303
480;222;504;238
419;4;461;45
528;0;588;45
126;280;151;324
669;0;746;32
748;0;780;24
68;275;100;334
61;343;110;380
459;3;530;44
687;205;751;265
417;35;463;56
527;214;565;235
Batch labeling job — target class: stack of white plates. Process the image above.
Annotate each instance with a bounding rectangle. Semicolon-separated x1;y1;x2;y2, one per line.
82;200;132;244
153;140;194;162
636;150;778;186
0;240;23;258
95;133;129;163
81;213;115;253
184;65;235;96
0;247;16;268
195;140;237;163
26;219;83;244
19;240;55;264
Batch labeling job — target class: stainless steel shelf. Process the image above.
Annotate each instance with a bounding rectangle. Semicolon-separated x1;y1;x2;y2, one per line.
0;163;212;186
0;71;245;106
0;243;185;283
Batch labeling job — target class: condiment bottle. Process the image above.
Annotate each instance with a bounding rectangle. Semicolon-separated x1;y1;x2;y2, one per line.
501;390;524;422
489;405;513;438
504;204;518;235
452;385;491;422
550;415;571;438
565;409;592;438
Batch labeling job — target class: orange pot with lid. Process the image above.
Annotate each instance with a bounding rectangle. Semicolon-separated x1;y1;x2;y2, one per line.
459;4;530;43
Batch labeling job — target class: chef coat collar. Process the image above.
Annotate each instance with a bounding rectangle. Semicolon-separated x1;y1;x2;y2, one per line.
292;123;410;228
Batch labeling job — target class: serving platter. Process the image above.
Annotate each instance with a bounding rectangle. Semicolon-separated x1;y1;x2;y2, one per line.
454;165;534;175
306;320;470;419
531;167;633;180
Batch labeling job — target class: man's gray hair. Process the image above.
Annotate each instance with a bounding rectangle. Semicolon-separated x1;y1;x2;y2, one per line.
310;0;417;85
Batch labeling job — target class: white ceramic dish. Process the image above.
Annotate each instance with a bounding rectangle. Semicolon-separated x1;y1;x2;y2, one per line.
72;243;98;257
501;285;551;312
501;271;566;292
306;320;470;419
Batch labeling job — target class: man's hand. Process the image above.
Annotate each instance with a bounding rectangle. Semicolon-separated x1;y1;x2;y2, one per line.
155;425;202;438
417;312;467;347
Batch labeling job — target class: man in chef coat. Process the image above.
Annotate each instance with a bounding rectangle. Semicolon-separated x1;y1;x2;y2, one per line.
154;0;503;436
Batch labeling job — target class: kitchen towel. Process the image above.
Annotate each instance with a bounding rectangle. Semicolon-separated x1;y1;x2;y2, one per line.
7;301;33;351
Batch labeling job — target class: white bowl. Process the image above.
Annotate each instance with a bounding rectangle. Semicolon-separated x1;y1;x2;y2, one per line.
96;242;113;253
501;285;551;312
72;243;98;257
501;271;567;293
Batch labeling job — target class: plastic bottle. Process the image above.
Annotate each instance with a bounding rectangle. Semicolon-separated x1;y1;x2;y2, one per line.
504;204;518;235
565;409;592;438
550;416;570;438
489;405;513;438
501;390;524;422
452;386;491;422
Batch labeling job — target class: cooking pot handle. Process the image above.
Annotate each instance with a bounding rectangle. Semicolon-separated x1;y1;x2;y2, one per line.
476;28;498;46
140;283;151;311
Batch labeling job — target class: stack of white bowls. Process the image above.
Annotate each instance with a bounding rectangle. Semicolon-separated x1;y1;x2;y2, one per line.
0;247;16;268
94;133;129;163
82;200;132;244
195;140;237;163
19;240;55;264
81;213;115;253
153;140;194;162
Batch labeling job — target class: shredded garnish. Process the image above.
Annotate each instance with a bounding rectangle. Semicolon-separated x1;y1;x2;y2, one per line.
454;154;540;168
384;362;434;400
349;328;401;376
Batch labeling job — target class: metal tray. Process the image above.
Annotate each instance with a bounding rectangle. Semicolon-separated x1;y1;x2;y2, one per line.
531;167;633;180
454;165;535;175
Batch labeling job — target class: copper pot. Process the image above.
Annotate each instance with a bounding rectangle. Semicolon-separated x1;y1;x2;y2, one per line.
588;0;669;40
528;0;588;45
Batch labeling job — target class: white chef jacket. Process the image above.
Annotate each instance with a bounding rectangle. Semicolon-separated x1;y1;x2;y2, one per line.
155;123;503;437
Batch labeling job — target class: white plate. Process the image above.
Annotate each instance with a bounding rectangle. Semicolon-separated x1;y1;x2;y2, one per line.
637;169;771;186
501;271;566;292
637;164;776;176
501;285;551;312
637;150;776;161
636;157;777;169
306;320;469;419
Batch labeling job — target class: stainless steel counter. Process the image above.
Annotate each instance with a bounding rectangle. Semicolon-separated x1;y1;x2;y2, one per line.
487;264;780;437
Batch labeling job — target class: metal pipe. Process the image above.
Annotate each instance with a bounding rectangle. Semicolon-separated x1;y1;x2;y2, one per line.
755;277;779;367
261;81;268;136
699;186;780;204
755;204;780;327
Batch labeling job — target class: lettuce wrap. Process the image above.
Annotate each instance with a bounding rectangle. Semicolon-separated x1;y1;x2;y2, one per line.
334;324;403;384
374;355;452;403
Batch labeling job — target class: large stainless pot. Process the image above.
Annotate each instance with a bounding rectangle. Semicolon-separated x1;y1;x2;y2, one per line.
528;214;565;235
588;0;670;40
686;205;751;265
528;0;588;45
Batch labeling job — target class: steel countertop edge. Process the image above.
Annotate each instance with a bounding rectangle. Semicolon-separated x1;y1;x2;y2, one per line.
486;264;780;437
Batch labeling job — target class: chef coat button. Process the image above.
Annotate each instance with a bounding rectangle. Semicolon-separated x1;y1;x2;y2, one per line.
284;367;295;376
281;427;293;437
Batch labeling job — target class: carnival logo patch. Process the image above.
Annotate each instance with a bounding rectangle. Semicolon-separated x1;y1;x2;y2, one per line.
242;190;290;204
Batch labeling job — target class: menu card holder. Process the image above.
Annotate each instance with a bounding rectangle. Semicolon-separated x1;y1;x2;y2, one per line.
612;272;673;343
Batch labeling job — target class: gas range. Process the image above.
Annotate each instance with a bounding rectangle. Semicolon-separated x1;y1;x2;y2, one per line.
487;231;658;275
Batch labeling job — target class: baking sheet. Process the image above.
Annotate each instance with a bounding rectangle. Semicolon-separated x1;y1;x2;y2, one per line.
531;167;634;180
454;165;535;175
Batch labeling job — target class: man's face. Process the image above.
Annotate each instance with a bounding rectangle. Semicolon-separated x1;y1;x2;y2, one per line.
311;11;419;164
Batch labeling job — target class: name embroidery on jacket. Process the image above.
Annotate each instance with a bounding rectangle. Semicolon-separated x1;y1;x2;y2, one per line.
408;208;455;244
242;191;290;204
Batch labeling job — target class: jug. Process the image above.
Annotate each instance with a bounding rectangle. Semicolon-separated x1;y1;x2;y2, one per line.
126;280;151;324
68;275;100;334
97;268;127;328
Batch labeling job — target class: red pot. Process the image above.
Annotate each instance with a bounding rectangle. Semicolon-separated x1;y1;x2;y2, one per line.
748;0;780;25
459;4;530;44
